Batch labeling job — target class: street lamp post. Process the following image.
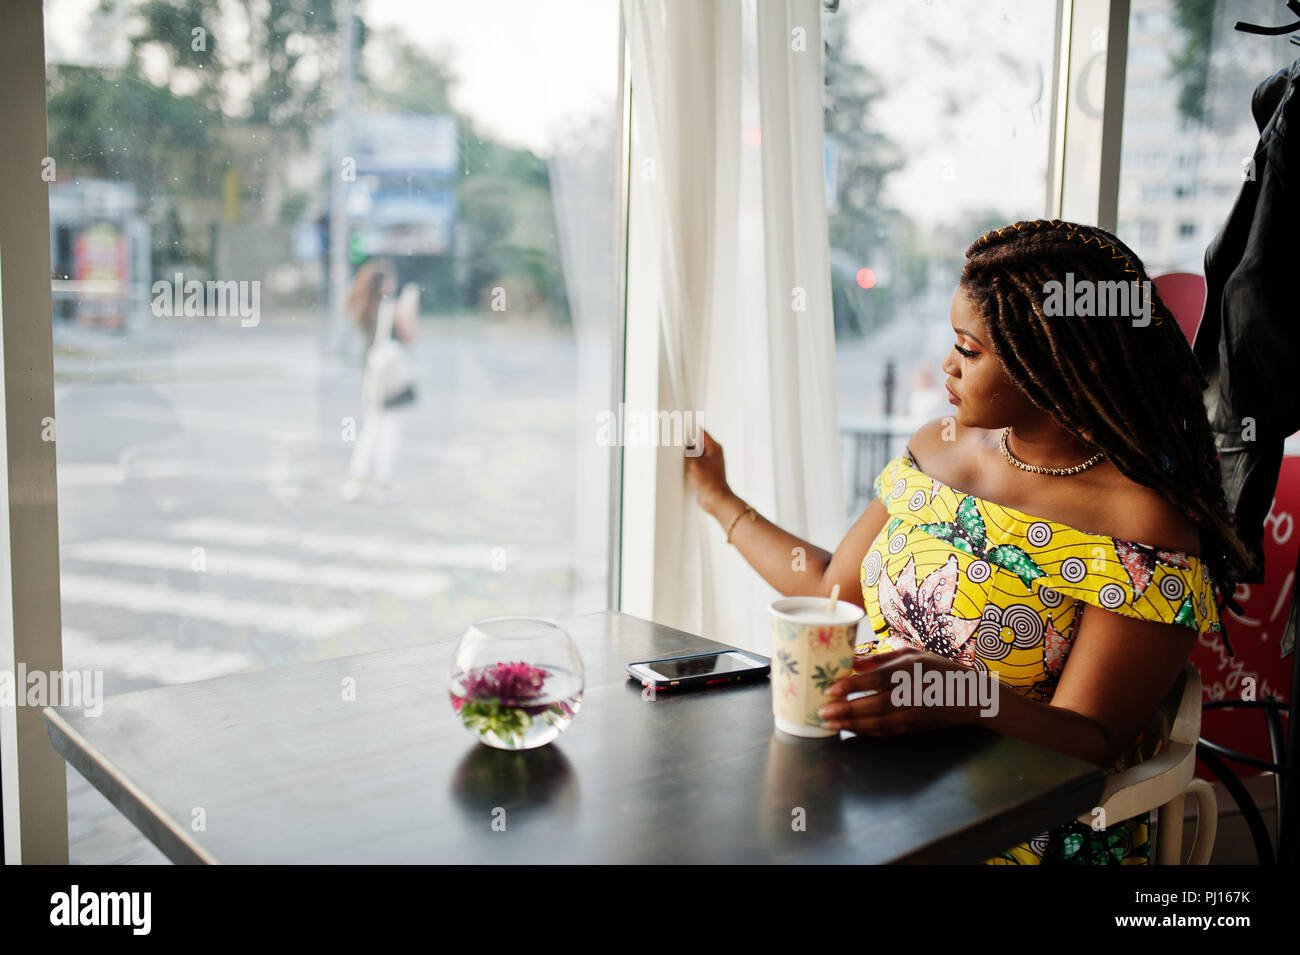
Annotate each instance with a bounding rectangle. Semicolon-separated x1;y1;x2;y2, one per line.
326;0;357;355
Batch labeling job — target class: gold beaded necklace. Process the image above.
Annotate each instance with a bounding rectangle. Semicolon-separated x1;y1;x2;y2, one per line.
999;426;1104;476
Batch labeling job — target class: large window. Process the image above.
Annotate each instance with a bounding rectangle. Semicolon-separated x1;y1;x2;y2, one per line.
44;0;620;862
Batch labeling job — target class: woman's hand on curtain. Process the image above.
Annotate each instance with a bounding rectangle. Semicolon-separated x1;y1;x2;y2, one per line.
684;428;734;518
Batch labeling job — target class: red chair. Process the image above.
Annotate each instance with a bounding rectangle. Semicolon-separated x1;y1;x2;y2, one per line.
1152;271;1206;345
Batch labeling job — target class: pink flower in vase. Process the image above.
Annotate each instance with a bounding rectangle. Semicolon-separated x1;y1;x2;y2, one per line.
460;660;551;706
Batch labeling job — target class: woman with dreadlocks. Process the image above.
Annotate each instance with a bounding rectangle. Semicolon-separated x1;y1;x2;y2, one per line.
685;219;1255;864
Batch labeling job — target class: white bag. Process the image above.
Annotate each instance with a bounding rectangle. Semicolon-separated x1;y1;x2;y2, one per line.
362;297;417;409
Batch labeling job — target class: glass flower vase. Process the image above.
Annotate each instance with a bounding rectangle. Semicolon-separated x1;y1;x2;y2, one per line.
449;616;585;750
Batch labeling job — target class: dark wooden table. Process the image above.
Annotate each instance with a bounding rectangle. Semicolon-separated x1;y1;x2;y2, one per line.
44;611;1105;863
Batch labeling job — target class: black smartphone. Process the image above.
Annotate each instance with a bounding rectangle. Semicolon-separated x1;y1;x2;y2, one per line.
626;650;770;690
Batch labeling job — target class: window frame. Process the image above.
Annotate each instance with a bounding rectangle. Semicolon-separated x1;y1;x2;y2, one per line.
1050;0;1131;227
0;0;68;864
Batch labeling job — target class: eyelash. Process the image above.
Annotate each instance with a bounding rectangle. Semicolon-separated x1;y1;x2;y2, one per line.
953;344;978;358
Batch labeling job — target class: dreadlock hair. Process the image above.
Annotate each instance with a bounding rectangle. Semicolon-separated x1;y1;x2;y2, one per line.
959;219;1255;630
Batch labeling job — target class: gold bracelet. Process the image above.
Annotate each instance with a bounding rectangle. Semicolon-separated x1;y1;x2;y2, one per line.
725;503;756;544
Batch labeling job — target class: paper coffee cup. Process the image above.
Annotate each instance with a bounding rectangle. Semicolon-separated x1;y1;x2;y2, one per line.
768;597;865;738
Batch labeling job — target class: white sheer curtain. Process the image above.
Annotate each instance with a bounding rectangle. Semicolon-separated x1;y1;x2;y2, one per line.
623;0;845;655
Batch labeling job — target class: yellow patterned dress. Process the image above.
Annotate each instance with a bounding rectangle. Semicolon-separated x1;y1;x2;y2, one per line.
859;451;1223;865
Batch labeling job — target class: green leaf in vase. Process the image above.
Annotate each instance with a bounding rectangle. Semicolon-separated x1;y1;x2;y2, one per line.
459;698;533;745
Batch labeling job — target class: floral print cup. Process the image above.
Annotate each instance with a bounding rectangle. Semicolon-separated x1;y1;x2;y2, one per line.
768;597;864;738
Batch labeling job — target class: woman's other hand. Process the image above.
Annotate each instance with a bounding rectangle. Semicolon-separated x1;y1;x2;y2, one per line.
817;648;991;735
684;427;735;517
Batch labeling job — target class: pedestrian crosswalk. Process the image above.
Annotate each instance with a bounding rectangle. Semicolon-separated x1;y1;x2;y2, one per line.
59;572;369;640
166;517;500;569
63;538;451;598
56;517;515;688
60;627;255;683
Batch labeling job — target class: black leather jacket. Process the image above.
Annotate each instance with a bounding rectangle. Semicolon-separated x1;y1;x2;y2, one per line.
1193;56;1300;657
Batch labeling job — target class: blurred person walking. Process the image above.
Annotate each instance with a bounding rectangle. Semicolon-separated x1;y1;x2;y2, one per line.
341;258;420;502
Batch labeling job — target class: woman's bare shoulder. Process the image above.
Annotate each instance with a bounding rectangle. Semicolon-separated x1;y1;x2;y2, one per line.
1095;471;1203;555
906;416;984;481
